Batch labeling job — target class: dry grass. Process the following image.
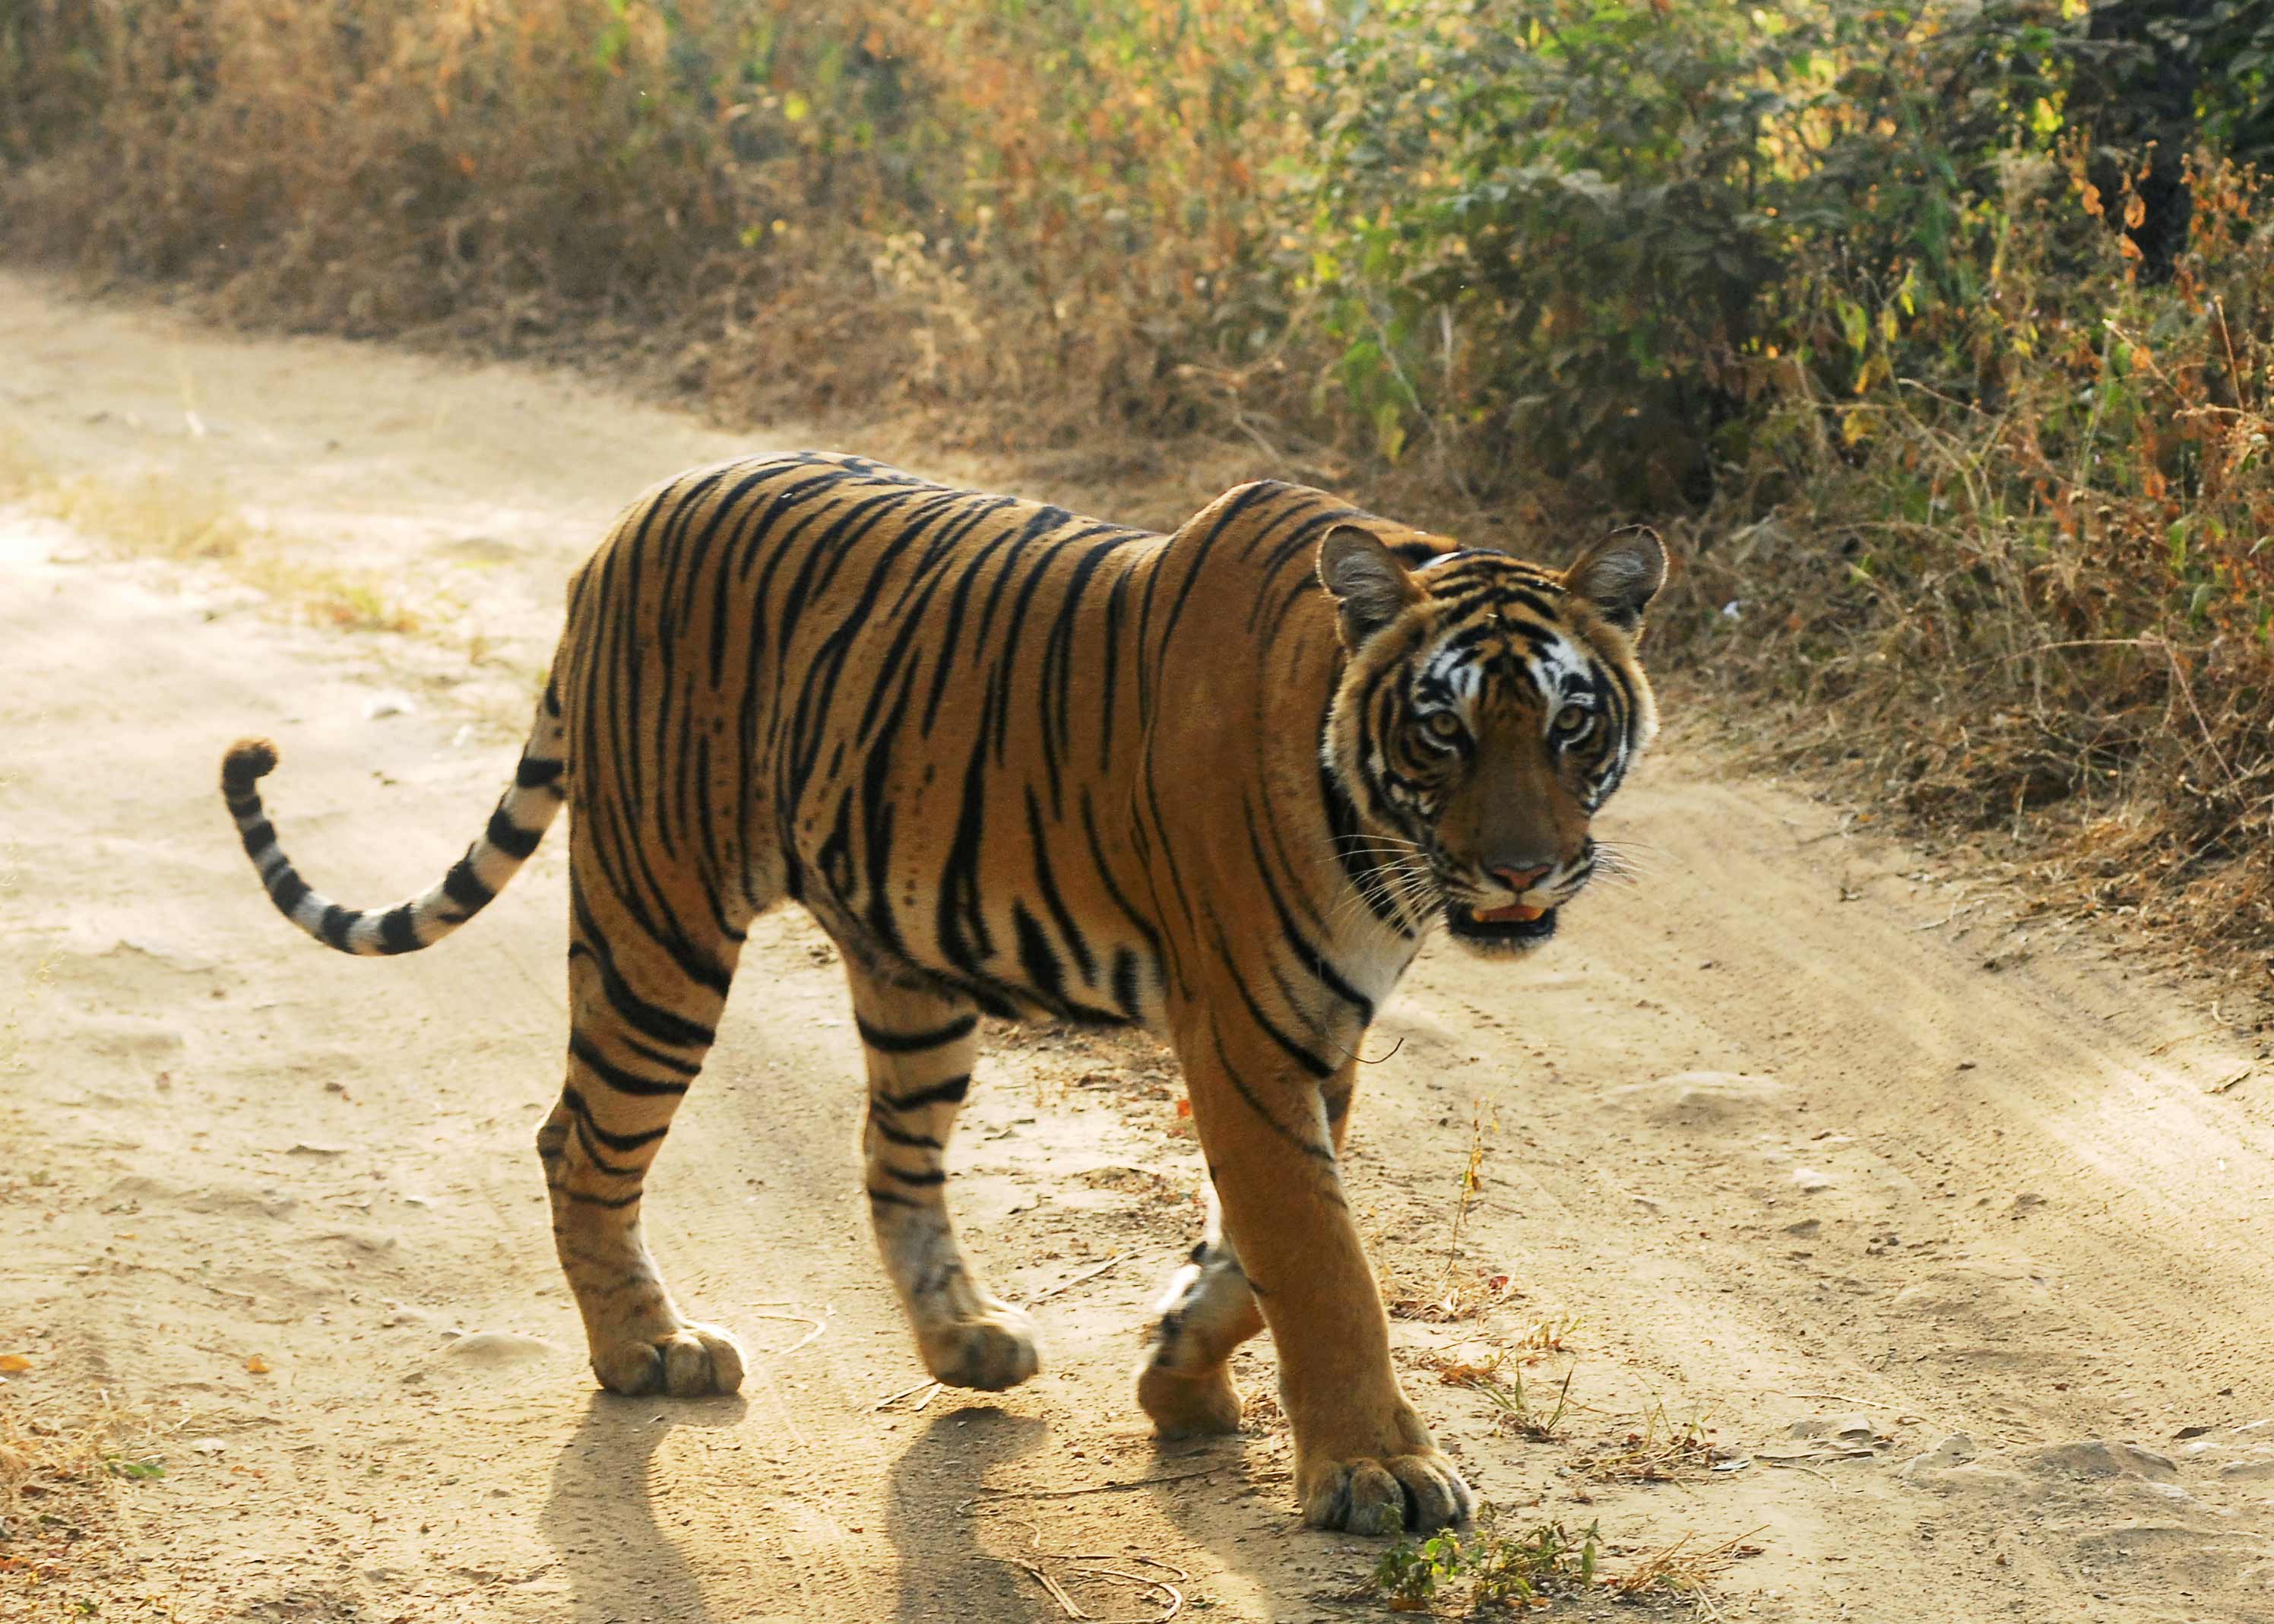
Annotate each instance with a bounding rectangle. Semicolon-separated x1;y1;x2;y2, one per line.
1604;1526;1768;1617
0;1388;162;1613
1664;155;2274;984
0;438;422;635
1383;1268;1522;1326
0;1;1312;449
1571;1400;1718;1486
5;6;2270;985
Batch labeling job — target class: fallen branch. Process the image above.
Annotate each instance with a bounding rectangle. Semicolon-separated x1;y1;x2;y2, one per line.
1023;1253;1128;1309
973;1468;1218;1501
874;1378;942;1413
1018;1561;1089;1619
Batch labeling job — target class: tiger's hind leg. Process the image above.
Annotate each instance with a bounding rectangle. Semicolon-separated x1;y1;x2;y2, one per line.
540;859;752;1398
847;967;1040;1391
1135;1184;1265;1436
1135;1067;1357;1436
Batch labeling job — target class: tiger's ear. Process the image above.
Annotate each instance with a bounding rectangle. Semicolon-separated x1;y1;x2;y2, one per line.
1318;525;1423;649
1566;528;1666;633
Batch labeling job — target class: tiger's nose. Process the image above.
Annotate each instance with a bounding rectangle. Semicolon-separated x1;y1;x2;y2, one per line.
1491;863;1553;894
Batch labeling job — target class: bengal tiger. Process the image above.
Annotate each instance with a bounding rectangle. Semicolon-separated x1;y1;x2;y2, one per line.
219;451;1663;1534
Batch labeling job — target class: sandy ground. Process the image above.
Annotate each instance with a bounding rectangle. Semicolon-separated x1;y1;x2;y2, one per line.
5;270;2274;1622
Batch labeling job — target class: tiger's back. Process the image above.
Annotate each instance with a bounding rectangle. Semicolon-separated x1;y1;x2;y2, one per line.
557;450;1376;1030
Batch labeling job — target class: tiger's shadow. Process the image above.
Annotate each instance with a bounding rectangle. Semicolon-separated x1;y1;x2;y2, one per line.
884;1404;1050;1621
540;1390;748;1624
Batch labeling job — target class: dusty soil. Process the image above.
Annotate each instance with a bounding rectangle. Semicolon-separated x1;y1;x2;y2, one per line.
5;269;2274;1622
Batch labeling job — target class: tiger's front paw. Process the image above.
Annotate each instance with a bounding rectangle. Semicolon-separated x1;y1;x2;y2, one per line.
918;1303;1040;1391
1299;1448;1473;1535
591;1322;747;1398
1135;1360;1243;1438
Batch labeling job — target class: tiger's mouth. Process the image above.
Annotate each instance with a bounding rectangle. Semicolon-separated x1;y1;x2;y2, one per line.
1445;900;1559;947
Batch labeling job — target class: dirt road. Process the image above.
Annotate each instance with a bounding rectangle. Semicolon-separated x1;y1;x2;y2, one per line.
5;271;2274;1622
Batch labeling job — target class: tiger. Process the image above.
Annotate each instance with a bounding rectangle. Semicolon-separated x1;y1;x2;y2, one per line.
218;451;1663;1535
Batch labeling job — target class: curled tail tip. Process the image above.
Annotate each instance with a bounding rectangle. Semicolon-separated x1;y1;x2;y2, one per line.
223;737;280;793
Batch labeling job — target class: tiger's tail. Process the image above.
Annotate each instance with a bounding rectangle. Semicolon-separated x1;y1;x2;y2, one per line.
220;684;568;957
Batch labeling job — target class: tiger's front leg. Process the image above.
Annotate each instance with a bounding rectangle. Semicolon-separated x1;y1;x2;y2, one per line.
1174;1037;1471;1534
847;967;1040;1391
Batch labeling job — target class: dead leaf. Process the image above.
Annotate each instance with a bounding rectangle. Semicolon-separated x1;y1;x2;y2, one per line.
245;1354;271;1375
0;1355;30;1373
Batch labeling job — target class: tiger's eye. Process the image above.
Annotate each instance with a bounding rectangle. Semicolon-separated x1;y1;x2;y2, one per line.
1423;711;1465;743
1552;705;1589;735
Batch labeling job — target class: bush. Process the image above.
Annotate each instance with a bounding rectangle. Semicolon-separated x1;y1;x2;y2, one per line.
1302;2;2095;502
5;0;2272;951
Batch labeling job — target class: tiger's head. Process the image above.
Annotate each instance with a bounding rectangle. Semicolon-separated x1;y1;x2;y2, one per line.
1318;524;1665;956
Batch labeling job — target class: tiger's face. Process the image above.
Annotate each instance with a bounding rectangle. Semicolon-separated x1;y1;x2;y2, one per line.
1319;525;1664;957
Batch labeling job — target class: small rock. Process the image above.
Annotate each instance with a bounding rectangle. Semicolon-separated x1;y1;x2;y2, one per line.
1790;1167;1834;1192
2021;1439;2178;1481
1911;1433;1977;1469
439;1331;562;1366
1786;1413;1881;1445
363;693;416;720
191;1438;227;1456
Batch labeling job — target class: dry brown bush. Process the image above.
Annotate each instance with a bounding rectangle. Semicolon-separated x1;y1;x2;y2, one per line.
5;2;2272;974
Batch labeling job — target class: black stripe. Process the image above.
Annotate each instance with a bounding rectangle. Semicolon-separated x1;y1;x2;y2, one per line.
561;1084;671;1152
568;1114;641;1179
879;1164;949;1187
1221;953;1335;1081
271;872;311;914
1024;787;1096;984
318;904;355;950
622;1034;702;1077
854;1014;977;1054
569;1032;692;1097
1111;948;1145;1022
377;907;420;955
866;1187;926;1209
1012;902;1066;1009
869;1117;944;1150
1207;1020;1335;1164
485;806;543;859
874;1073;972;1112
442;859;496;911
239;818;277;858
1243;800;1375;1024
515;755;565;789
561;1188;643;1210
568;891;717;1049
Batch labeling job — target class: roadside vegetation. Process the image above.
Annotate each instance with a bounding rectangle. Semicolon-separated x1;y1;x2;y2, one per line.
5;0;2271;961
